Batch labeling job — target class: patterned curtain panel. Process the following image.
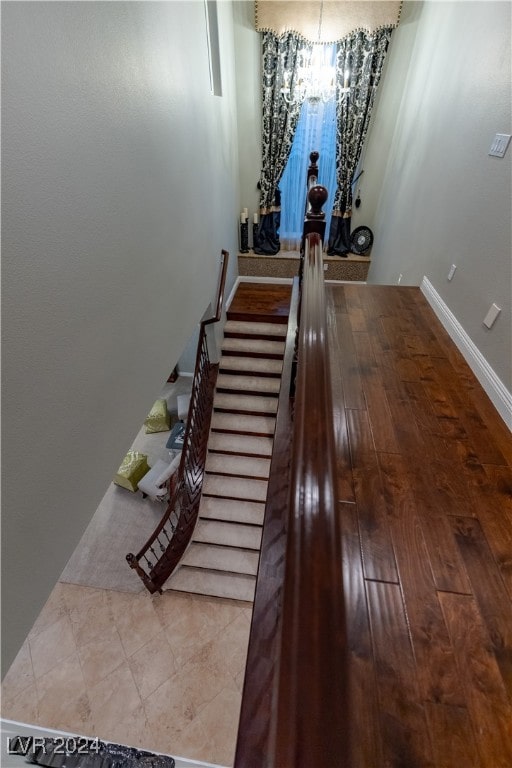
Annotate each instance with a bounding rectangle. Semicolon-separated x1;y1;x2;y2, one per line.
254;32;312;255
327;28;392;256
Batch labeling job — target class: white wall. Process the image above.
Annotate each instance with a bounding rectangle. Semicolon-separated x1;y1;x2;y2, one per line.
359;1;511;391
233;1;262;234
2;0;240;673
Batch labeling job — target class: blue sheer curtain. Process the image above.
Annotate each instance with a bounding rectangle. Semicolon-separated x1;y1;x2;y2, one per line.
279;44;337;251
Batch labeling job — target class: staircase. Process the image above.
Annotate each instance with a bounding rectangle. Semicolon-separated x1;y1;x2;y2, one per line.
166;313;288;602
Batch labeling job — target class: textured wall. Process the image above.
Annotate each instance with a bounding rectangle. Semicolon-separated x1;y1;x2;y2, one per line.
233;1;262;229
2;0;240;672
359;1;511;389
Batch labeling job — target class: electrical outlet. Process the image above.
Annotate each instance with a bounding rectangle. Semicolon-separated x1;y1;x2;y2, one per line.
324;263;328;272
447;264;457;281
489;133;511;158
397;273;403;284
483;303;501;329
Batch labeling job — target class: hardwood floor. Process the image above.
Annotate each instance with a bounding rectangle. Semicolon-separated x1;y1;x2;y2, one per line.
329;284;512;767
227;283;291;324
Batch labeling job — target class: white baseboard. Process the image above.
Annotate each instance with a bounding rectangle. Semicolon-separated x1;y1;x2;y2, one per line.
421;276;512;431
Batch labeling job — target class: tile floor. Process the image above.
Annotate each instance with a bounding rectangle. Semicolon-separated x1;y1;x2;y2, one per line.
1;581;252;767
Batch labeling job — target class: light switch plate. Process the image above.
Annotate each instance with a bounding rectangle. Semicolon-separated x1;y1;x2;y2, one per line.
489;133;511;158
483;303;501;329
447;264;457;281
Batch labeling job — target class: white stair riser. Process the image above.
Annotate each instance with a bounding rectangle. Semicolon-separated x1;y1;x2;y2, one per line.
181;542;260;575
198;496;265;525
203;474;268;502
213;392;278;416
205;453;271;479
224;320;287;339
222;337;285;358
168;567;256;602
217;373;281;395
219;356;283;377
195;520;262;550
207;431;274;457
211;412;276;437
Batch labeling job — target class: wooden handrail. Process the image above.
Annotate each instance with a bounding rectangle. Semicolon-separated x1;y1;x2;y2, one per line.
126;251;229;593
236;152;350;765
272;232;350;766
204;249;229;325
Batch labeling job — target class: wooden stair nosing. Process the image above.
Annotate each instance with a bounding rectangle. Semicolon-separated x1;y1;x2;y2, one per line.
216;385;280;398
218;365;282;379
202;490;268;504
226;311;289;325
211;426;275;438
221;348;284;361
188;539;261;556
213;404;277;418
204;466;269;480
198;514;264;529
205;446;271;458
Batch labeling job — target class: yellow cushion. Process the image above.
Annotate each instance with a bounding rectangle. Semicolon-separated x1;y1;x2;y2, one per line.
113;450;150;492
144;398;171;433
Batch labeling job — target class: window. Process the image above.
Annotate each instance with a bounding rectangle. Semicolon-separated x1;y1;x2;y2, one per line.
279;44;337;250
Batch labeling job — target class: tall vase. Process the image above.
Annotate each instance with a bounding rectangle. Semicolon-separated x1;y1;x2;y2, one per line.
240;220;249;253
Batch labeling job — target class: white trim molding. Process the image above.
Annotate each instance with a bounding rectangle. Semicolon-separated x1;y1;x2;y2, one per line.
421;277;512;431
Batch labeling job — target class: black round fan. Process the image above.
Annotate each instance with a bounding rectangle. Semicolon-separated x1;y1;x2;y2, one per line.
350;226;374;254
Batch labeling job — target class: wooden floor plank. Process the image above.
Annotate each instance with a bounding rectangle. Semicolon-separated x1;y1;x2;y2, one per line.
378;452;468;706
336;313;366;410
227;282;291;323
239;283;512;768
327;293;356;503
439;592;512;767
433;357;506;466
352;331;401;453
424;702;482;768
415;299;512;465
408;461;473;595
449;515;512;700
340;502;384;768
352;452;399;584
366;580;436;767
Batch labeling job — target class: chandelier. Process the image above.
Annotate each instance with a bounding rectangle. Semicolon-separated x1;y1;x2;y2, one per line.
279;1;349;109
281;48;349;107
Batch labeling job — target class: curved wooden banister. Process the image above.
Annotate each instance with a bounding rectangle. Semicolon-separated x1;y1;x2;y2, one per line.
126;251;228;593
273;231;350;766
235;153;350;766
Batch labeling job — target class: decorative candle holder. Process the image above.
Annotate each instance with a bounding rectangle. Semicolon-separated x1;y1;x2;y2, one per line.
240;220;249;253
252;222;259;251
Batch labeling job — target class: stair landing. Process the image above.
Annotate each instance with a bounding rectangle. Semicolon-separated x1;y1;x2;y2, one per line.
227;282;291;323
